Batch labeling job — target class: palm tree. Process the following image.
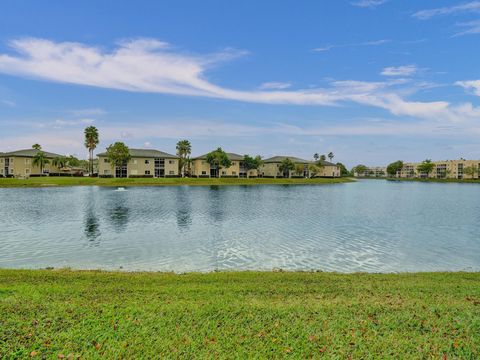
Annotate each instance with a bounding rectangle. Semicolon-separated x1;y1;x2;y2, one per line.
52;156;67;171
32;151;50;175
279;158;295;178
176;140;192;177
328;152;334;162
320;154;326;162
84;126;99;176
32;144;42;150
313;153;319;161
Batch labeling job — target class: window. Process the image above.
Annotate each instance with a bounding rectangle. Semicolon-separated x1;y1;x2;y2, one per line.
132;159;137;165
130;170;138;175
145;170;151;175
25;158;30;164
169;170;174;175
169;160;174;164
222;171;226;175
104;158;109;163
232;171;236;175
104;170;110;175
25;169;30;174
202;171;207;175
145;160;150;165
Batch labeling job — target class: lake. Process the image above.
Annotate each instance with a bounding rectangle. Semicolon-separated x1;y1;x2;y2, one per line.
0;180;479;272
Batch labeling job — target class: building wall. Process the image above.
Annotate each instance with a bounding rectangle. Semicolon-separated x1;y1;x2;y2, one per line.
191;159;243;177
0;156;61;177
398;160;480;179
260;162;340;178
354;167;387;178
98;156;179;177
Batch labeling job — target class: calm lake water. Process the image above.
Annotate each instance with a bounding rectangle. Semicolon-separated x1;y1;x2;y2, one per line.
0;180;479;273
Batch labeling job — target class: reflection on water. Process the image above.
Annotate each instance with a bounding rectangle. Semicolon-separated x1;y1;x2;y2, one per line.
84;208;101;244
108;206;130;232
175;187;192;230
0;181;480;273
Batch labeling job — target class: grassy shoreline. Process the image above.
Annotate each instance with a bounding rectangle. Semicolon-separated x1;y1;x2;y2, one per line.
0;176;353;188
1;269;479;358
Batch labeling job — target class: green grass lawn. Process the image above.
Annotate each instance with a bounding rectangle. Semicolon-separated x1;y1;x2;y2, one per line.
1;270;479;358
0;176;352;188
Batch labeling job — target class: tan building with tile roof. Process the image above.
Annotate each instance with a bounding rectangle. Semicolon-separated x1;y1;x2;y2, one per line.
97;148;180;178
191;152;256;177
0;149;64;177
260;156;340;178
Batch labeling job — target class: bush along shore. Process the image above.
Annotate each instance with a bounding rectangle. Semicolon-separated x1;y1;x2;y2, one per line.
0;176;353;188
0;269;479;358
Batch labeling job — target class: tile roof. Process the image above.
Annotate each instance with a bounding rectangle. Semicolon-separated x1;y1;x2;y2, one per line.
0;149;64;158
97;148;179;158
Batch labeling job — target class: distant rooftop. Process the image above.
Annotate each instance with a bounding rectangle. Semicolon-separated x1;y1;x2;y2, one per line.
0;149;63;158
193;152;245;161
263;156;337;166
97;148;179;159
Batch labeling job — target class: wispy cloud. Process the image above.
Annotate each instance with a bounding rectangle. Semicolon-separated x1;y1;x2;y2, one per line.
456;79;480;95
413;1;480;20
259;81;291;90
66;108;107;116
453;19;480;36
54;118;95;127
0;38;479;124
381;65;418;77
1;99;16;107
312;39;390;52
351;0;387;8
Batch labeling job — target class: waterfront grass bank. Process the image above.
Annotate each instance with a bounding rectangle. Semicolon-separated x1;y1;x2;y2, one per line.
0;176;352;188
1;270;479;358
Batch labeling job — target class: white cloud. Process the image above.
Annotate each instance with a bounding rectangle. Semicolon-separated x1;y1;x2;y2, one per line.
381;65;418;77
312;39;390;52
456;79;480;95
351;0;387;8
259;82;291;90
54;118;95;127
67;108;106;116
413;1;480;19
454;19;480;36
0;38;479;123
1;99;16;107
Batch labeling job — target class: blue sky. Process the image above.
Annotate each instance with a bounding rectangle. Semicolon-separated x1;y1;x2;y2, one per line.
1;0;480;167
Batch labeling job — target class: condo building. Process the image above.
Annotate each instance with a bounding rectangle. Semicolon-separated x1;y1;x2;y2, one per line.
0;149;64;177
353;166;387;178
191;152;256;177
398;159;480;179
260;156;340;178
97;148;180;178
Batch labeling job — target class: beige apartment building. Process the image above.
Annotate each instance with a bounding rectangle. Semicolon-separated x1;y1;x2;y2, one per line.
354;166;387;178
260;156;340;178
191;152;256;177
398;159;480;179
0;149;64;177
97;148;180;178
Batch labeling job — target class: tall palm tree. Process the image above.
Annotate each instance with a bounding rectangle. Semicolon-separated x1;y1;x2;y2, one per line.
52;156;67;171
313;153;319;161
84;126;99;176
176;140;192;177
32;144;42;150
328;152;334;162
32;151;50;175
